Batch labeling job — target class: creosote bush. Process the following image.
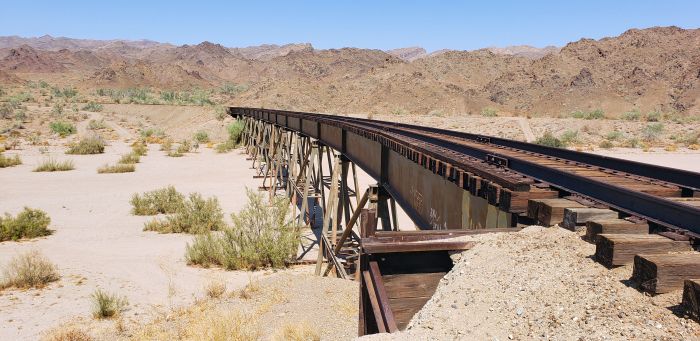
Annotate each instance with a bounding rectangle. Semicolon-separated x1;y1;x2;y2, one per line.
194;130;210;143
81;101;103;112
0;153;22;168
130;186;185;215
33;158;75;172
0;207;52;241
216;120;245;153
144;193;225;234
97;163;135;173
1;250;59;289
534;131;564;148
49;121;76;137
185;189;300;270
641;123;664;142
66;136;105;154
91;289;128;319
87;119;107;130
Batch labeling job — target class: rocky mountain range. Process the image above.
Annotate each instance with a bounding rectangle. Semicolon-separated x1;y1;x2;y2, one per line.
1;27;699;116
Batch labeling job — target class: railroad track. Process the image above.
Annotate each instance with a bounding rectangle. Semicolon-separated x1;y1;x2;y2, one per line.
232;107;700;334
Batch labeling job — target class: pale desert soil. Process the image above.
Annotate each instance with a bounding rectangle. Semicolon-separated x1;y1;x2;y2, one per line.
45;267;358;341
365;227;700;341
0;142;271;340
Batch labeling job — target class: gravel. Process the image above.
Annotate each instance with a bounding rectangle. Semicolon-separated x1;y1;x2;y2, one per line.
361;226;699;340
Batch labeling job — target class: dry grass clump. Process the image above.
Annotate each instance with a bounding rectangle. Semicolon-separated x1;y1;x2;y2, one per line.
91;289;128;319
0;153;22;168
33;158;75;172
97;163;135;174
144;193;225;234
1;250;59;289
166;150;184;157
176;140;191;154
0;207;52;241
204;280;226;299
133;302;259;340
272;322;321;341
130;186;185;215
185;189;300;270
43;326;93;341
159;138;173;151
117;152;140;164
66;136;105;155
131;141;148;156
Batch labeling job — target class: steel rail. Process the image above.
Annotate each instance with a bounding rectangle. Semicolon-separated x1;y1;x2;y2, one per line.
231;107;700;235
337;115;700;193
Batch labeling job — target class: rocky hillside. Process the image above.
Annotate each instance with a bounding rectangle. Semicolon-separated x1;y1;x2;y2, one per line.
0;27;699;116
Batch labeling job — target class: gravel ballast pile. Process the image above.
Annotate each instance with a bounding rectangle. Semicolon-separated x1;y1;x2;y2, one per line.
364;226;699;340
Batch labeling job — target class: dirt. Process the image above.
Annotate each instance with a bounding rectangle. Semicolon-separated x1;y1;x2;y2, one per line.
364;227;700;341
41;267;358;341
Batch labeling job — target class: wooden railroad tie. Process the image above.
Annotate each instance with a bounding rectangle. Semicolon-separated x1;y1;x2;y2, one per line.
527;198;585;226
561;207;618;231
632;253;700;294
594;234;691;268
584;219;649;242
682;279;700;321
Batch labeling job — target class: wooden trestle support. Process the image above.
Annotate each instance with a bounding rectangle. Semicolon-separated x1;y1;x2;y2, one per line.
241;116;516;335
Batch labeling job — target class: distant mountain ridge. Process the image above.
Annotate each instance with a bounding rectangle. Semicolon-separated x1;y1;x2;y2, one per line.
1;27;699;117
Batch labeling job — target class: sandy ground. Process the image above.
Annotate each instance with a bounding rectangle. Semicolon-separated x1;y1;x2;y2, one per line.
592;148;700;173
365;227;700;340
0;142;273;340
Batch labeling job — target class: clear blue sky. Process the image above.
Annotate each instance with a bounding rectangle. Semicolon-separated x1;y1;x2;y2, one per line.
1;0;698;52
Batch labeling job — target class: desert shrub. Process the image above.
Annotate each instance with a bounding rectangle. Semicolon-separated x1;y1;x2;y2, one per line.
219;83;248;96
131;142;148;156
52;87;78;98
159;88;214;105
66;136;105;154
641;123;664;142
598;140;614;149
118;152;140;164
0;103;12;119
167;150;184;157
679;132;700;146
130;186;185;215
0;250;59;289
87;119;107;130
559;130;579;146
215;140;236;153
33;158;75;172
50;121;76;137
481;108;497;117
534;131;564;148
0;153;22;168
159;138;173;151
176;140;191;154
645;111;662;122
194;130;210;143
571;109;605;120
139;128;165;143
623;138;640;148
81;102;103;112
0;207;51;241
144;193;225;234
97;163;135;173
214;106;227;121
227;120;245;144
91;289;128;319
185;189;299;270
621;110;641;121
605;130;624;141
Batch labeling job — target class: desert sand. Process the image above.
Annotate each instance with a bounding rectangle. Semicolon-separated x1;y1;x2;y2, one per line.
0;142;270;340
